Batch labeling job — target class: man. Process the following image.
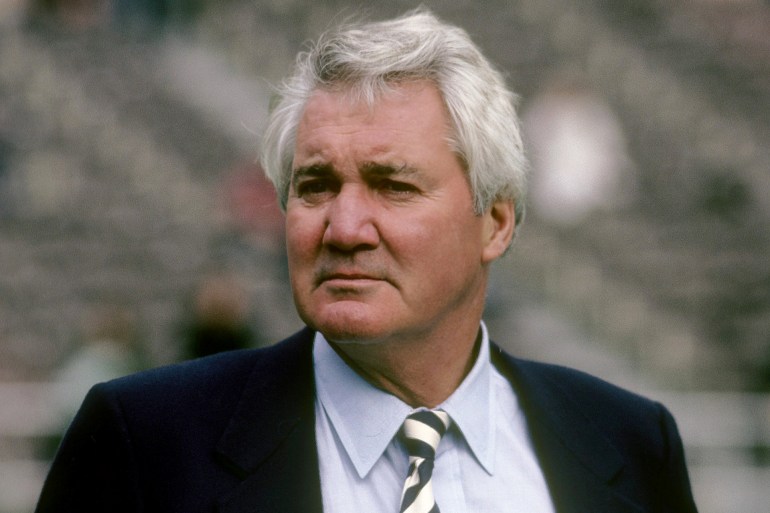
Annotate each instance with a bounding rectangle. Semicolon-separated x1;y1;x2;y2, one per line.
37;9;698;513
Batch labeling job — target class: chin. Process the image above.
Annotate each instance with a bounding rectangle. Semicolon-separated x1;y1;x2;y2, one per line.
312;319;391;345
302;302;396;345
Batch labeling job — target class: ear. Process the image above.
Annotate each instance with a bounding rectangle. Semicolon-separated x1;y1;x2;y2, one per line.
481;199;515;264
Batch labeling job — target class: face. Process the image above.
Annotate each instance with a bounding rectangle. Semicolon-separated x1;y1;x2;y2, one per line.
286;81;513;345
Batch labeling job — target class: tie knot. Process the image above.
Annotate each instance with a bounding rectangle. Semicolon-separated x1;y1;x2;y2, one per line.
400;410;451;460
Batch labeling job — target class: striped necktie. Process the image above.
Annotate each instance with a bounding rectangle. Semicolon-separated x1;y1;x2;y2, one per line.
399;410;451;513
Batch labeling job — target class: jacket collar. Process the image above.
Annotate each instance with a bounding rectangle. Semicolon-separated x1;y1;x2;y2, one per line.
215;327;323;513
491;344;644;513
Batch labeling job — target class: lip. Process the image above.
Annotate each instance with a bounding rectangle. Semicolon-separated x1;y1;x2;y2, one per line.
321;274;381;284
316;271;387;288
325;273;378;280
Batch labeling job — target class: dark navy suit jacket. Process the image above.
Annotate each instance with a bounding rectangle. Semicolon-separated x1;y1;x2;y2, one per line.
36;328;698;512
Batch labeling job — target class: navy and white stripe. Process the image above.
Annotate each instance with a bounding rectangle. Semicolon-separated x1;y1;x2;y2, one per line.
399;410;451;513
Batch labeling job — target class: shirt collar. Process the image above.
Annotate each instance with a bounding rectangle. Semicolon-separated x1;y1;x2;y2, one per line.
437;321;496;474
312;322;496;478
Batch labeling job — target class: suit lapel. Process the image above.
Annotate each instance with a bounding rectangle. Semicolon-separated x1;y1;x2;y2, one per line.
215;328;323;513
492;346;644;513
208;330;647;513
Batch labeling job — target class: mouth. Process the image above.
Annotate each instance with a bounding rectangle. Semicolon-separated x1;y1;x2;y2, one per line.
316;270;387;288
321;273;380;283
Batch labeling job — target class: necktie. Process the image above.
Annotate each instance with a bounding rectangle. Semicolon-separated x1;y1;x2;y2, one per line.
399;410;451;513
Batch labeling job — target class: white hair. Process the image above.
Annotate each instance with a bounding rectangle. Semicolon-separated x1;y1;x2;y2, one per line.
260;8;528;224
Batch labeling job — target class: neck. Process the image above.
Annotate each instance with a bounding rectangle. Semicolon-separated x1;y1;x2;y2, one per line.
329;322;482;408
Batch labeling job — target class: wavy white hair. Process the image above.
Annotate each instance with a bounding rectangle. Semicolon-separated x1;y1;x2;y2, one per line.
260;8;528;224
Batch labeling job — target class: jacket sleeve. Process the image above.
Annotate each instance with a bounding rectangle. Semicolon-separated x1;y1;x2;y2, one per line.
654;402;699;513
35;383;142;513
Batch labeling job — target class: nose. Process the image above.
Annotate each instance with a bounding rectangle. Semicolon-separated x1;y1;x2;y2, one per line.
322;185;380;252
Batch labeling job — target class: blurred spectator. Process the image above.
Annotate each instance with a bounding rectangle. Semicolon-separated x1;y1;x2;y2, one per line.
44;305;145;455
30;0;111;29
29;0;206;29
181;273;256;359
523;77;636;225
112;0;206;28
224;162;285;251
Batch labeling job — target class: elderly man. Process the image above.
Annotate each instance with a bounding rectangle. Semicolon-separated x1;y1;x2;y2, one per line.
37;9;697;513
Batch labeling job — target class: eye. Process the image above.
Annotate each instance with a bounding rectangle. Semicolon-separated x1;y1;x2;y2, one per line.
378;179;419;195
295;178;338;200
298;180;327;194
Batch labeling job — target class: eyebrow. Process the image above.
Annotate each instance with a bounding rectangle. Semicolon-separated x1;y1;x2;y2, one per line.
360;162;420;178
292;161;421;183
291;163;335;184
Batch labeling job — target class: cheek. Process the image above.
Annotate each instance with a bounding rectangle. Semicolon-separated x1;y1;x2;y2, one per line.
420;219;485;282
388;222;460;279
286;210;321;253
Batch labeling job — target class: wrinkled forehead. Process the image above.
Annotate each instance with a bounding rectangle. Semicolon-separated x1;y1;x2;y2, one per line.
296;83;454;155
296;80;462;163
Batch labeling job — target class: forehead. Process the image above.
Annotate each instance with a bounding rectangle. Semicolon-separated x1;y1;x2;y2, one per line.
293;81;454;164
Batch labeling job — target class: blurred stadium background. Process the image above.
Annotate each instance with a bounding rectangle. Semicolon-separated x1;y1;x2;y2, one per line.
1;0;769;511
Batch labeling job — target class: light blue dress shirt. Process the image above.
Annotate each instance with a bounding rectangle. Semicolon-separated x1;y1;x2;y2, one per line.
313;322;556;512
